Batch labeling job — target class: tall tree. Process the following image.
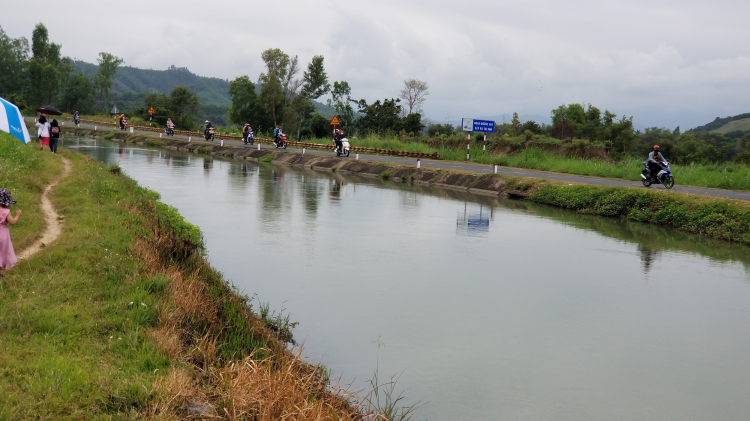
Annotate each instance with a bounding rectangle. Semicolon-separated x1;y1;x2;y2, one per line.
293;55;330;139
169;85;199;130
26;23;62;107
60;72;96;113
0;26;29;99
511;112;521;135
398;79;429;116
228;75;260;126
354;98;403;135
94;52;123;108
326;81;355;130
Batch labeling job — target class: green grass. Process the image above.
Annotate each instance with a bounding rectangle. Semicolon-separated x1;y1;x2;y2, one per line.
525;182;750;244
0;133;61;250
711;118;750;134
0;148;176;418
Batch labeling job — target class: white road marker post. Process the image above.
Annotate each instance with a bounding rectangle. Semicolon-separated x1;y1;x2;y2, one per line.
483;133;486;151
356;153;359;160
303;147;306;154
129;126;133;133
467;132;471;161
417;158;421;169
159;133;162;138
188;136;191;142
494;163;498;174
221;139;224;146
94;126;97;131
257;143;260;150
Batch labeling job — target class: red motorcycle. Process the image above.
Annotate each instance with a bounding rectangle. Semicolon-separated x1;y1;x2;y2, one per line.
274;132;288;149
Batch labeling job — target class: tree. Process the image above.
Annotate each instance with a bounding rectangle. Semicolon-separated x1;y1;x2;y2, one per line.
228;75;260;126
0;26;29;99
60;72;96;114
169;86;199;130
94;52;123;108
293;55;330;139
402;113;425;135
511;112;521;135
26;23;62;107
326;81;355;130
398;79;429;116
355;98;403;135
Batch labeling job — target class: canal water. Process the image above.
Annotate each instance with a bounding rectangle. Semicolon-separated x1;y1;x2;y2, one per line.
69;136;750;421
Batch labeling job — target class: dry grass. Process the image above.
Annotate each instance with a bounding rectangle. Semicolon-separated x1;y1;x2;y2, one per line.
133;233;364;420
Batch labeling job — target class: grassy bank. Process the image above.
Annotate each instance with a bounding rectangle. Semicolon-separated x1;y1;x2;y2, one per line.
0;140;365;419
511;178;750;245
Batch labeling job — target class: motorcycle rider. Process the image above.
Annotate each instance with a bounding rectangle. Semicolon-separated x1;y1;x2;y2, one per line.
118;114;127;129
73;110;80;124
647;145;667;181
204;120;214;138
273;125;281;145
333;129;344;153
242;123;250;143
166;118;175;133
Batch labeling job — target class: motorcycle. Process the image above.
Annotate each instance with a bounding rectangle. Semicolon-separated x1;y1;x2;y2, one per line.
274;133;288;149
119;118;128;130
74;116;80;127
165;126;175;136
334;137;350;157
205;126;215;141
244;130;254;145
641;160;674;189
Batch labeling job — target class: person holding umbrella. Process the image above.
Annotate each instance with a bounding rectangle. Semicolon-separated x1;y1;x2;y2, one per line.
35;114;51;151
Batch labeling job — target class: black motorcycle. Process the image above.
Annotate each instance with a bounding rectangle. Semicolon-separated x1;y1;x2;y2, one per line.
166;126;174;136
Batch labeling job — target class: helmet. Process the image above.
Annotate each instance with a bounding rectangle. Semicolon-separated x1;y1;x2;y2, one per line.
653;145;660;150
40;113;46;117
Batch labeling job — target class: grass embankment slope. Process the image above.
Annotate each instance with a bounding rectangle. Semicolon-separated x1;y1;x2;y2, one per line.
0;136;360;419
712;118;750;134
509;177;750;245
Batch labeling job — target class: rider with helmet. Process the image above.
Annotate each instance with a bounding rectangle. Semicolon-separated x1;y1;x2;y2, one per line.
647;145;667;181
333;129;344;152
204;120;213;137
166;118;175;134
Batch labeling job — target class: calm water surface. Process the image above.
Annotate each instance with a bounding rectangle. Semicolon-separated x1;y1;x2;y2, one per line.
69;137;750;421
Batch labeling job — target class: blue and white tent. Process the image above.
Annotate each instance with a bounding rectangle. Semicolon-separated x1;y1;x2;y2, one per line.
0;96;31;144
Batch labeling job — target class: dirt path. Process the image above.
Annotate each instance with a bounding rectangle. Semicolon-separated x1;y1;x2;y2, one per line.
17;157;72;261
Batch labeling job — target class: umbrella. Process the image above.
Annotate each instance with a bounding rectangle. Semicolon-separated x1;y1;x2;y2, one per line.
35;105;62;116
0;96;31;144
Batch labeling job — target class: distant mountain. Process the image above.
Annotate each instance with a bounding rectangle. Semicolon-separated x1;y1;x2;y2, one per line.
689;113;750;133
71;60;337;120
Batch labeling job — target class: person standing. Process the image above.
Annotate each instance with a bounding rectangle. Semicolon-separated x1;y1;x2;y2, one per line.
35;114;51;151
49;119;61;154
0;189;21;276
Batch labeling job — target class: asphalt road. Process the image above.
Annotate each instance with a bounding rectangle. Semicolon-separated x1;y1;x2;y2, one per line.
37;118;750;201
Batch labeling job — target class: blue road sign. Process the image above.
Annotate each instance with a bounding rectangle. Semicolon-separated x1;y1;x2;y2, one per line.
461;118;495;133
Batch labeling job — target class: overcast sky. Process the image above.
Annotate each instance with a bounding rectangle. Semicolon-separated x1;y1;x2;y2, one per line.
4;0;750;129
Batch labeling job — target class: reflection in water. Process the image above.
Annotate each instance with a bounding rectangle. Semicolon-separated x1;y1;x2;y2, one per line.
203;157;213;173
68;135;750;421
456;202;491;237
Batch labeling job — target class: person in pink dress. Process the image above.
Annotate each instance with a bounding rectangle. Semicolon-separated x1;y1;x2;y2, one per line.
0;189;22;276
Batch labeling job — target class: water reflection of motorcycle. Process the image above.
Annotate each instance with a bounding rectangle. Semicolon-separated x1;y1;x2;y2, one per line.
274;132;288;149
334;137;350;157
640;161;674;189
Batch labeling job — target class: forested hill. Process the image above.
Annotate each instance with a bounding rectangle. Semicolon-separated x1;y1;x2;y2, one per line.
71;60;336;119
72;60;232;106
690;113;750;133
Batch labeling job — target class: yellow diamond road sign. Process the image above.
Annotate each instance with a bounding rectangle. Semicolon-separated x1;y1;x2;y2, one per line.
329;115;340;126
